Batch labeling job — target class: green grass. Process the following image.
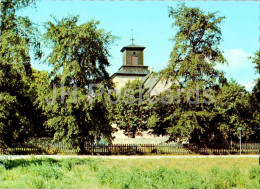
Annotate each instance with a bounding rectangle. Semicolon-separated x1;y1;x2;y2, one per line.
0;157;259;188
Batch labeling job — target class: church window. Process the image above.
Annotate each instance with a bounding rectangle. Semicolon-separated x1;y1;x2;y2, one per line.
132;52;138;65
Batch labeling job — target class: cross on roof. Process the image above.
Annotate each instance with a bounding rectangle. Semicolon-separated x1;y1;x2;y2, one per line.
131;29;135;44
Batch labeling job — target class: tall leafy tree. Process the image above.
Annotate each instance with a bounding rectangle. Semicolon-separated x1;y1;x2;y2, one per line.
39;15;116;153
149;4;243;147
0;0;41;147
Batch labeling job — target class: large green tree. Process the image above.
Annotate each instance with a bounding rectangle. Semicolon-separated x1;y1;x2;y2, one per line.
39;15;116;153
148;4;251;147
0;0;41;147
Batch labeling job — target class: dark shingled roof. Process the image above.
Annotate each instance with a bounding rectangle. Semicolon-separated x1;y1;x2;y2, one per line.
111;65;150;78
120;44;146;52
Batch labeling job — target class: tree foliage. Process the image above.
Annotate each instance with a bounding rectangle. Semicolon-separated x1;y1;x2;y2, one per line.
249;51;260;108
163;4;227;88
248;51;260;141
0;0;41;58
114;80;150;138
43;15;116;87
0;2;258;149
148;4;252;147
0;0;41;147
28;69;50;137
39;15;116;152
212;81;252;145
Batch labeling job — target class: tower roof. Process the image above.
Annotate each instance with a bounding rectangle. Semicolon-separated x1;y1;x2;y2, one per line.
120;44;146;52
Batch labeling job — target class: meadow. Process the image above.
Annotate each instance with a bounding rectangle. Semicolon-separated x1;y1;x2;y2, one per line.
0;157;259;188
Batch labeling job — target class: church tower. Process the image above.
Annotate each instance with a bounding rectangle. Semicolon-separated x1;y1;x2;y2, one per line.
111;39;150;91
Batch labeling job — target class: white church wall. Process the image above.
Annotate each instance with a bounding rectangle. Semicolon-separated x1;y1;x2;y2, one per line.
112;75;144;92
112;126;169;144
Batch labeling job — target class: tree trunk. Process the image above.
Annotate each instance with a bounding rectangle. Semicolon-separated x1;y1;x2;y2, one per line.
78;140;86;154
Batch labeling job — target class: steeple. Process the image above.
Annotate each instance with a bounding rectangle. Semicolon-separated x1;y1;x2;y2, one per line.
111;36;150;90
120;34;146;66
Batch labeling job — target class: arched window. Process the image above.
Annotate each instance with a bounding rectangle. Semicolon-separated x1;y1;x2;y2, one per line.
132;52;138;65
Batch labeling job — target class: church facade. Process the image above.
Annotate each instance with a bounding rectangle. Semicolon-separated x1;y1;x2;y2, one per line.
111;42;171;144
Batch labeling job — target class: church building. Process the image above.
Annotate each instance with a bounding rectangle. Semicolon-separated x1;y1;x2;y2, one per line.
111;40;171;144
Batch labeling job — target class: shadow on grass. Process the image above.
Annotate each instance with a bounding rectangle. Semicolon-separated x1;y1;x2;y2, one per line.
0;158;58;169
0;157;99;170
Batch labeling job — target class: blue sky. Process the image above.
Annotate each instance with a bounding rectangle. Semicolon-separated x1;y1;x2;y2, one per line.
18;1;259;90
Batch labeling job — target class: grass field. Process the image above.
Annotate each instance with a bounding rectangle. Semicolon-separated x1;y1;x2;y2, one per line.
0;157;259;188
